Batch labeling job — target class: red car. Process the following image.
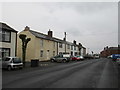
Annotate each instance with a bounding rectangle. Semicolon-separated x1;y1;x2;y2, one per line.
71;56;84;61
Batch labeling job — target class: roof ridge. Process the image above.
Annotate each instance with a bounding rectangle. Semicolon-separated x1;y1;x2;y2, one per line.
0;22;17;32
29;29;80;45
29;30;47;36
29;29;63;41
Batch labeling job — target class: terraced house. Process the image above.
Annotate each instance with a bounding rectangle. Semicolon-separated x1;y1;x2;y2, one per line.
0;22;17;58
17;26;57;61
17;26;86;61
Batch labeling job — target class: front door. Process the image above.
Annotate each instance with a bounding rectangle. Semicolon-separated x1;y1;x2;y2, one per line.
47;50;50;60
71;51;73;56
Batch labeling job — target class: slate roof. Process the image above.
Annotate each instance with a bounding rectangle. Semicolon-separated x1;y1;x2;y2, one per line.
108;47;120;50
0;22;17;32
29;30;83;46
29;30;70;43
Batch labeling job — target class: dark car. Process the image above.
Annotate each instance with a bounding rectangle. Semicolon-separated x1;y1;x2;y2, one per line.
50;54;71;63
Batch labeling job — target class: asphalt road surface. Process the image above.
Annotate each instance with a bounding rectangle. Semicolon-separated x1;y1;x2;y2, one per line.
2;58;119;88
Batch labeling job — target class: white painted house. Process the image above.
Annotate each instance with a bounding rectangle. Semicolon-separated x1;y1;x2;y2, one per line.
0;22;17;58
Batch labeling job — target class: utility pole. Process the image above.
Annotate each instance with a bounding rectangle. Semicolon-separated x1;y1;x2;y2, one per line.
64;32;66;53
87;48;89;55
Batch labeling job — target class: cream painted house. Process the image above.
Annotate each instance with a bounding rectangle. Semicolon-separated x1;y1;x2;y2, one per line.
0;22;17;58
17;26;58;61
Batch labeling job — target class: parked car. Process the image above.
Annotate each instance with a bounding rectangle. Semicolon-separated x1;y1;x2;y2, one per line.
116;58;120;65
2;57;23;70
84;55;94;59
71;56;84;61
50;54;71;63
107;55;112;59
94;55;100;59
112;54;120;61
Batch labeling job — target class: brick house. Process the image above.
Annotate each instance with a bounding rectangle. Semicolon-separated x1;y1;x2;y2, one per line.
100;46;120;57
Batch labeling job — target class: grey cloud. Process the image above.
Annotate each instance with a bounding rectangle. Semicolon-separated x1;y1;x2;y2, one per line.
1;2;118;53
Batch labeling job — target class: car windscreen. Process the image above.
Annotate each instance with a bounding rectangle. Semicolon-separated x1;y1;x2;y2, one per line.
54;55;63;58
12;58;22;63
54;55;60;58
2;57;11;61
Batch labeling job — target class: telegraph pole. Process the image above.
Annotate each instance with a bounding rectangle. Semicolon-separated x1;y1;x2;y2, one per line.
87;48;89;55
64;32;66;53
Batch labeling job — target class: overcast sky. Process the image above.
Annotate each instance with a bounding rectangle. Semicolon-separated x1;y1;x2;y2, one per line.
1;2;118;54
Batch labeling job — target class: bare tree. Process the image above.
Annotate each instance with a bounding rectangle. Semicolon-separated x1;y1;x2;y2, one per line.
19;34;31;67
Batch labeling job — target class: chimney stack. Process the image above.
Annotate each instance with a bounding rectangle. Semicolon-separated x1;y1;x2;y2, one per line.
24;26;30;31
79;43;82;47
63;38;66;41
48;29;53;37
73;40;76;45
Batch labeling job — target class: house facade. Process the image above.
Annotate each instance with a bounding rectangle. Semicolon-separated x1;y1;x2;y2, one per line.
0;22;17;58
80;46;86;56
17;26;57;61
57;41;71;55
17;26;86;61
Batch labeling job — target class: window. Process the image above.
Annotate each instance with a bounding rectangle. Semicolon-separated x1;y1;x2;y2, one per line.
67;44;70;49
71;45;73;50
40;50;43;57
53;51;55;56
12;58;21;63
76;47;78;51
2;57;11;61
59;43;62;48
0;48;10;58
0;30;11;42
53;42;55;48
74;46;76;50
40;39;44;47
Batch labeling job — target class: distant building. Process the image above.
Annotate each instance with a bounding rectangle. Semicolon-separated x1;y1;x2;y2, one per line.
17;26;85;61
100;46;120;57
0;22;18;58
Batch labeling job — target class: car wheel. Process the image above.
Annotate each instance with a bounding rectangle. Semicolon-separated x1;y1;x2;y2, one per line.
19;67;23;69
7;66;12;71
63;60;66;63
51;59;54;62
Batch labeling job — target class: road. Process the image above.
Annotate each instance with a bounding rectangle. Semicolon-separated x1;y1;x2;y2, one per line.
2;58;119;88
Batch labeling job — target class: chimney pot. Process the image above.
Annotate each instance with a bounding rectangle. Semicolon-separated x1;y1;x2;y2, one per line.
24;26;30;31
73;40;76;45
79;43;82;47
48;29;53;37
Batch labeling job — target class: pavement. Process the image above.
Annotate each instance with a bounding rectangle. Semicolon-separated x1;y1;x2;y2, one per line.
2;58;119;88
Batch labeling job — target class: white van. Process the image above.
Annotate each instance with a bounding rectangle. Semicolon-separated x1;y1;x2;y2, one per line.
2;57;23;70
